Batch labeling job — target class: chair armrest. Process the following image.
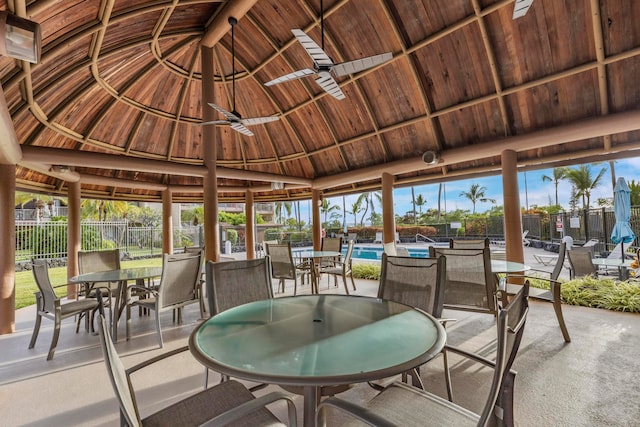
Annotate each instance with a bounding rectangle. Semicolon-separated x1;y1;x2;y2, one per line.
126;345;191;374
317;396;395;427
127;284;156;297
200;391;298;427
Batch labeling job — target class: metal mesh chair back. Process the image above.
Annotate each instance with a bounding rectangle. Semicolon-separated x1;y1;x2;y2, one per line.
321;237;343;252
567;247;598;278
378;254;446;318
78;249;120;273
550;242;567;281
478;281;529;425
97;314;141;426
449;238;489;249
31;259;58;313
265;242;297;279
157;252;202;308
429;247;497;314
206;257;274;316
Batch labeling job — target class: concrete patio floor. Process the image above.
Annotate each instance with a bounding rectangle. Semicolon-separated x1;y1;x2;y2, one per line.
1;249;639;426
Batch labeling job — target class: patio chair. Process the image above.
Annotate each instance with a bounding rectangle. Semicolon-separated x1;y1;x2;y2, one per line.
505;242;571;342
28;259;99;360
319;236;343;286
318;282;530;427
96;312;297;427
567;247;598;279
598;241;633;275
126;252;203;347
450;238;490;249
265;242;306;295
370;254;452;400
374;232;383;243
522;230;531;246
78;248;121;319
322;240;356;294
429;247;498;316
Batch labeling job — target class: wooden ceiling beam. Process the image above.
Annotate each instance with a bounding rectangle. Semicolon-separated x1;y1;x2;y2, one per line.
201;0;257;48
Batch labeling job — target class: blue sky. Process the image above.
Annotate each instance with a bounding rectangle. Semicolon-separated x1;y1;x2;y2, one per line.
303;158;640;225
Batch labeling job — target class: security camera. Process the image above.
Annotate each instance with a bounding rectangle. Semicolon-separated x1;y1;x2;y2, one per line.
422;151;438;165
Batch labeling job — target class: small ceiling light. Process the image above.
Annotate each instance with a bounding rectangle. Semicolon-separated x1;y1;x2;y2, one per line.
0;11;41;63
271;182;284;190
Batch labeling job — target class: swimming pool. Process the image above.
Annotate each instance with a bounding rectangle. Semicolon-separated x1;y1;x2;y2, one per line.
293;244;448;261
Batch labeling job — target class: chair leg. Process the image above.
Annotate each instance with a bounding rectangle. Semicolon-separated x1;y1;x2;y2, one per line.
342;275;349;295
552;284;571;342
48;317;62;361
155;309;163;348
28;313;42;349
442;348;453;401
350;273;356;291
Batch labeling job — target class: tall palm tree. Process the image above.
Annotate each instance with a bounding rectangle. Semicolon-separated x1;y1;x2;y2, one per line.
541;167;568;206
437;183;443;222
564;164;607;210
275;201;292;224
320;199;339;226
356;193;370;226
411;187;417;224
459;183;496;214
415;194;427;215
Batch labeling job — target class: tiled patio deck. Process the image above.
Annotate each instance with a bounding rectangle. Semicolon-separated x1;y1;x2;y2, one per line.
1;251;639;426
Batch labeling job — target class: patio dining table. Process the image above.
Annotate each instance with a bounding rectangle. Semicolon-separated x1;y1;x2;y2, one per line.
189;294;446;427
293;250;342;294
70;267;162;341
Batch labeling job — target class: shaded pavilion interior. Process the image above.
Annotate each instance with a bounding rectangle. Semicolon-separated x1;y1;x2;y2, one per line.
1;0;640;331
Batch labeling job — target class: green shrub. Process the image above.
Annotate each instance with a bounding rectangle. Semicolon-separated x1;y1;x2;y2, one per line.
561;276;640;313
226;229;238;244
352;263;381;280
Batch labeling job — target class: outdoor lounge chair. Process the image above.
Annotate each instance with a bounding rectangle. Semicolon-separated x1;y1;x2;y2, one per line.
318;282;530;427
29;259;100;360
96;312;297;427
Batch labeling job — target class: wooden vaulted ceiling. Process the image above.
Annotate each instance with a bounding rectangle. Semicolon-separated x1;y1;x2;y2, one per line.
3;0;640;203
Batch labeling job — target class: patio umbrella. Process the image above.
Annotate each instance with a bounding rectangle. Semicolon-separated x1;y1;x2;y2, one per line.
610;177;635;259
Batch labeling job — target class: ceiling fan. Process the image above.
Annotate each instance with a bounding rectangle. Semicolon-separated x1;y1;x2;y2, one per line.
264;0;392;100
196;17;279;137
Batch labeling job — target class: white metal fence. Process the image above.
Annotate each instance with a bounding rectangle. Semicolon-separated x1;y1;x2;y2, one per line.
15;221;204;261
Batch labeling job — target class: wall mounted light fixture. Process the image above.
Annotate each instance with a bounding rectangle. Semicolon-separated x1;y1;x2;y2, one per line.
0;11;41;63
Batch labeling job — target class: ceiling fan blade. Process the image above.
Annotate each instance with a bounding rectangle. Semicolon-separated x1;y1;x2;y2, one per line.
332;52;393;77
194;120;229;126
208;102;240;121
264;68;316;86
512;0;534;19
315;73;345;100
230;122;254;136
241;116;280;126
291;29;333;67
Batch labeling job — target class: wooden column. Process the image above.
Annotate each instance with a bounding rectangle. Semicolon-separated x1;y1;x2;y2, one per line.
312;190;322;251
382;172;396;244
162;189;173;254
67;180;81;298
202;45;219;262
501;149;524;264
245;190;255;260
0;164;15;334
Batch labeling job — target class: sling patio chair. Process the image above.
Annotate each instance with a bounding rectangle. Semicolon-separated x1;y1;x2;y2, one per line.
321;240;357;294
97;311;297;427
29;259;100;360
368;254;453;400
319;236;343;286
317;282;530;427
126;251;204;347
78;248;121;322
449;238;490;249
504;242;571;342
567;247;599;279
265;242;307;295
429;247;498;316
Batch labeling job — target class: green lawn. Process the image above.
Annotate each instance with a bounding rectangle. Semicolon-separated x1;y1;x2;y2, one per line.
14;257;163;310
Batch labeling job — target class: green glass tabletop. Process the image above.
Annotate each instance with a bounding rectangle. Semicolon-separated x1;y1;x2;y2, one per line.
190;295;445;387
70;267;163;283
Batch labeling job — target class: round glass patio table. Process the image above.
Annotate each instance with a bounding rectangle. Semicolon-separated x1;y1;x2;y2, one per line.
189;294;446;427
71;267;163;341
293;250;341;294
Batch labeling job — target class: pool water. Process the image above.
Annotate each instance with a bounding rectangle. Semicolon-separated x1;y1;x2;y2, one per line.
294;244;446;261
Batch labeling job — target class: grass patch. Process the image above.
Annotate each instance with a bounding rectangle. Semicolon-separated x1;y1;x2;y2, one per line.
14;257;163;310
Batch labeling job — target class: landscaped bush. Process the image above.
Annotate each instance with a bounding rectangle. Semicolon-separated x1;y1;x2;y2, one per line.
561;276;640;313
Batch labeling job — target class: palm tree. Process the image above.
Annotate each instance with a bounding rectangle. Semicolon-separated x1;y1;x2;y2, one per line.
275;201;292;224
459;183;496;214
564;164;607;210
320;199;339;226
541;167;568;206
416;194;427;215
411;187;417;224
347;202;361;226
356;193;370;226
